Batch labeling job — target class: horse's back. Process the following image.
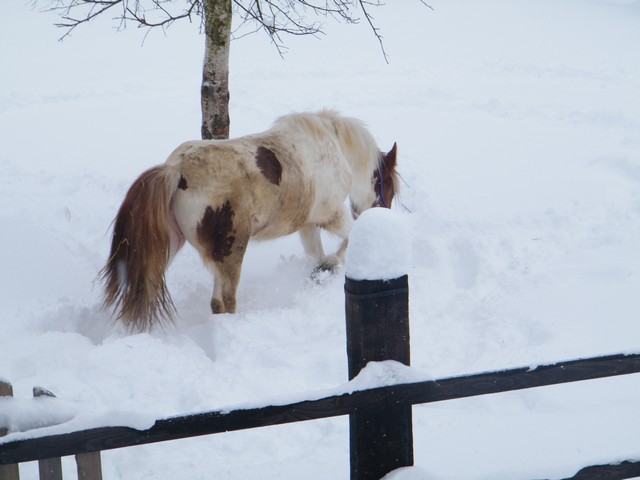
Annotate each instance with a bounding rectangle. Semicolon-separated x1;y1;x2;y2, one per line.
168;111;375;245
168;136;316;243
271;112;354;220
273;111;381;213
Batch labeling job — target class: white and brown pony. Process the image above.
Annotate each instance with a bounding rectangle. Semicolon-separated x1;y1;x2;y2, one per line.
101;110;399;331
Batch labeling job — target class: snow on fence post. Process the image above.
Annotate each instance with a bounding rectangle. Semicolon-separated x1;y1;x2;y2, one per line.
32;386;103;480
33;388;62;480
344;209;413;480
0;380;19;480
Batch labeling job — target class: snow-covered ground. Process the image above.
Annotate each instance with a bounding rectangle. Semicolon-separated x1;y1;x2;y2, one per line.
2;1;640;478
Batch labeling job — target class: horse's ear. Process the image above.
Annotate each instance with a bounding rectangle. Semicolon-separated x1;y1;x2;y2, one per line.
385;142;398;168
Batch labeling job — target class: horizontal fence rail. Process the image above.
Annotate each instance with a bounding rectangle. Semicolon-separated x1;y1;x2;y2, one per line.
2;352;640;466
559;460;640;480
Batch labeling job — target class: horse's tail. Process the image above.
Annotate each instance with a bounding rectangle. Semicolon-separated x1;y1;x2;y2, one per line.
100;164;185;331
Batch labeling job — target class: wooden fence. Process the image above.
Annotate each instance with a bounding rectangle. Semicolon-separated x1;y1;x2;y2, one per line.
2;274;640;479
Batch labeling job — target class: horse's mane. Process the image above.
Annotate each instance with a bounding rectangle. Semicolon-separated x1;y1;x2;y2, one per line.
273;110;380;173
272;110;399;213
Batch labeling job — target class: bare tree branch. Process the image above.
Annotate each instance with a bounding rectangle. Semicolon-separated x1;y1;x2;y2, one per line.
37;0;432;60
48;0;123;39
124;0;200;28
357;0;387;63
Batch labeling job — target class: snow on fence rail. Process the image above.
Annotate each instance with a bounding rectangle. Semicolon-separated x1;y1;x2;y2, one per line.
0;382;102;480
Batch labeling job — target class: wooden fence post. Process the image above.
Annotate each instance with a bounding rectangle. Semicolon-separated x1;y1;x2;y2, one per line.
75;452;103;480
344;274;413;480
0;380;20;480
33;388;63;480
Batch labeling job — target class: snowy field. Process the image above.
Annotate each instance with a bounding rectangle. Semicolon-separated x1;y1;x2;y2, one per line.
2;0;640;478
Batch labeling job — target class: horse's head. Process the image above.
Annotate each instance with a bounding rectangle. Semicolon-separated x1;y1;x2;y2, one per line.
373;143;398;208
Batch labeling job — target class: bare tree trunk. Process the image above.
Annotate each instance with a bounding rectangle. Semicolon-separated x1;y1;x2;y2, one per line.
201;0;232;140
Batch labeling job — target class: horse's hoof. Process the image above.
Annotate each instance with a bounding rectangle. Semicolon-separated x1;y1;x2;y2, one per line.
311;262;337;284
211;299;223;314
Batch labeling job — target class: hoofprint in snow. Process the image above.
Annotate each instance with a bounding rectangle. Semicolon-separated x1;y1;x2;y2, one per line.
1;1;640;479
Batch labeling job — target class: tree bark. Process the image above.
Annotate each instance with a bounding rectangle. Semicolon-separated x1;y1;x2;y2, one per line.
201;0;232;140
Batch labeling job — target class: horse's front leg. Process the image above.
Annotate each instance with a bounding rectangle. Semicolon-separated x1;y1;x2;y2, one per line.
314;205;354;275
299;225;325;261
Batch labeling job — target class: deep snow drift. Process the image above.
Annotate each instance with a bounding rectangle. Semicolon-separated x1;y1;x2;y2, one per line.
2;1;640;479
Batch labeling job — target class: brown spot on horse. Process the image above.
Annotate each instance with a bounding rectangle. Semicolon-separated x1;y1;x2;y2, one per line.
197;202;236;262
255;146;282;186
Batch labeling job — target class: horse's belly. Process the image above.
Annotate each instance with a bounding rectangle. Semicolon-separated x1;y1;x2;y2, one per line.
249;209;305;240
307;184;351;225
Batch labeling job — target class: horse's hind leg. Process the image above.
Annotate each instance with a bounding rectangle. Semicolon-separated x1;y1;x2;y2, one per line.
210;269;230;314
210;257;243;314
196;201;250;314
210;225;251;313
